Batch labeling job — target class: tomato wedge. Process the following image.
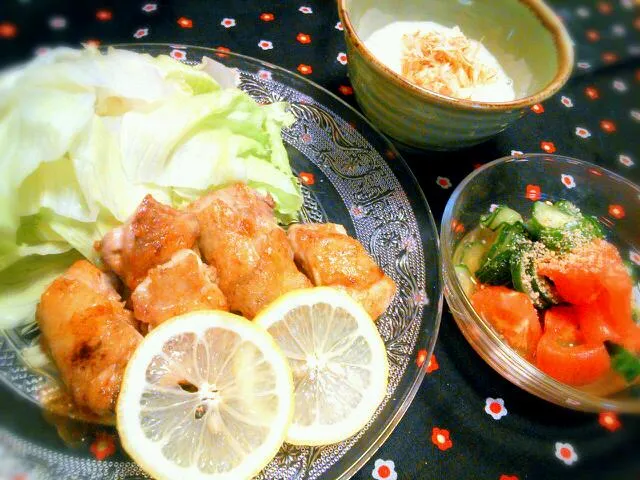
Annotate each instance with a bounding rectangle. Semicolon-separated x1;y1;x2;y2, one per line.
536;333;611;386
543;306;581;343
537;239;613;305
576;300;623;346
471;286;541;360
538;239;640;352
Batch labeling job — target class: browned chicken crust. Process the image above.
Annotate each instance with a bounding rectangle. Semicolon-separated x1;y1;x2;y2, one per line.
189;183;311;318
37;260;142;417
101;194;200;290
287;223;396;320
131;249;228;328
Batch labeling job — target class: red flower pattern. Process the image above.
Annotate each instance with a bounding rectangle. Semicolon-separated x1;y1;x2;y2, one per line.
177;16;193;28
602;51;618;63
600;120;616;132
599;411;622;431
215;46;230;58
96;9;112;21
585;86;600;99
586;29;600;41
608;204;625;219
297;64;313;75
90;432;116;461
299;172;315;186
597;2;612;14
531;103;544;114
338;85;353;95
260;12;275;21
525;184;541;201
431;427;453;451
540;141;556;153
426;354;439;373
416;349;428;368
499;475;519;480
296;33;311;44
0;22;17;39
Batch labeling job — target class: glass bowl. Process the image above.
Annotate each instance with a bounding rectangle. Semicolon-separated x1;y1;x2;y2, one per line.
0;44;443;479
441;153;640;413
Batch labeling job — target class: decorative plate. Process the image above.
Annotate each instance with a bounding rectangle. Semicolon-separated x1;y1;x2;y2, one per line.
0;45;442;480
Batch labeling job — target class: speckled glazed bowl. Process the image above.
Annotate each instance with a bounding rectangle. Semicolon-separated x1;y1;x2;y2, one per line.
337;0;574;151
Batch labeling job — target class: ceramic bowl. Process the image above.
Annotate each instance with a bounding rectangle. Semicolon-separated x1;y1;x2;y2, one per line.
337;0;574;150
440;154;640;412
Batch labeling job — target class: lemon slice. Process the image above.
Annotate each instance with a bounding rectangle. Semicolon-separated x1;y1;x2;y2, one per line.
254;287;389;445
116;310;293;480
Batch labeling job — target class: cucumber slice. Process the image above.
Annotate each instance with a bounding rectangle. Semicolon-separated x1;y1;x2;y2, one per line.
527;201;576;235
554;200;582;217
536;216;604;252
476;222;528;285
458;241;489;275
527;202;604;252
455;264;477;297
480;206;523;231
579;215;605;239
510;244;561;308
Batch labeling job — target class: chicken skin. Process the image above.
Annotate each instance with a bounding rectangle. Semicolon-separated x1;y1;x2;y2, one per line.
37;260;142;417
101;194;200;290
189;184;311;318
287;223;397;320
131;249;228;328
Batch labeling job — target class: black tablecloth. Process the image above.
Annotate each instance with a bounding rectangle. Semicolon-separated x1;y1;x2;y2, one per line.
1;1;639;479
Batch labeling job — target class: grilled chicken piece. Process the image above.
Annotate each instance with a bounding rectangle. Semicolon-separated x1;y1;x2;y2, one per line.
287;223;397;320
100;194;200;290
37;260;142;417
189;183;311;318
131;249;228;328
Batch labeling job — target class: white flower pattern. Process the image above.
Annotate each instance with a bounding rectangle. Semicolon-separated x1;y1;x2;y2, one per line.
575;127;591;138
555;442;578;465
619;154;634;167
484;398;508;420
561;96;574;107
561;174;576;189
372;459;398;480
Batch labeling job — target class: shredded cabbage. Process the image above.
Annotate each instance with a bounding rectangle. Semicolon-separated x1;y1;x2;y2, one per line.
0;46;301;329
